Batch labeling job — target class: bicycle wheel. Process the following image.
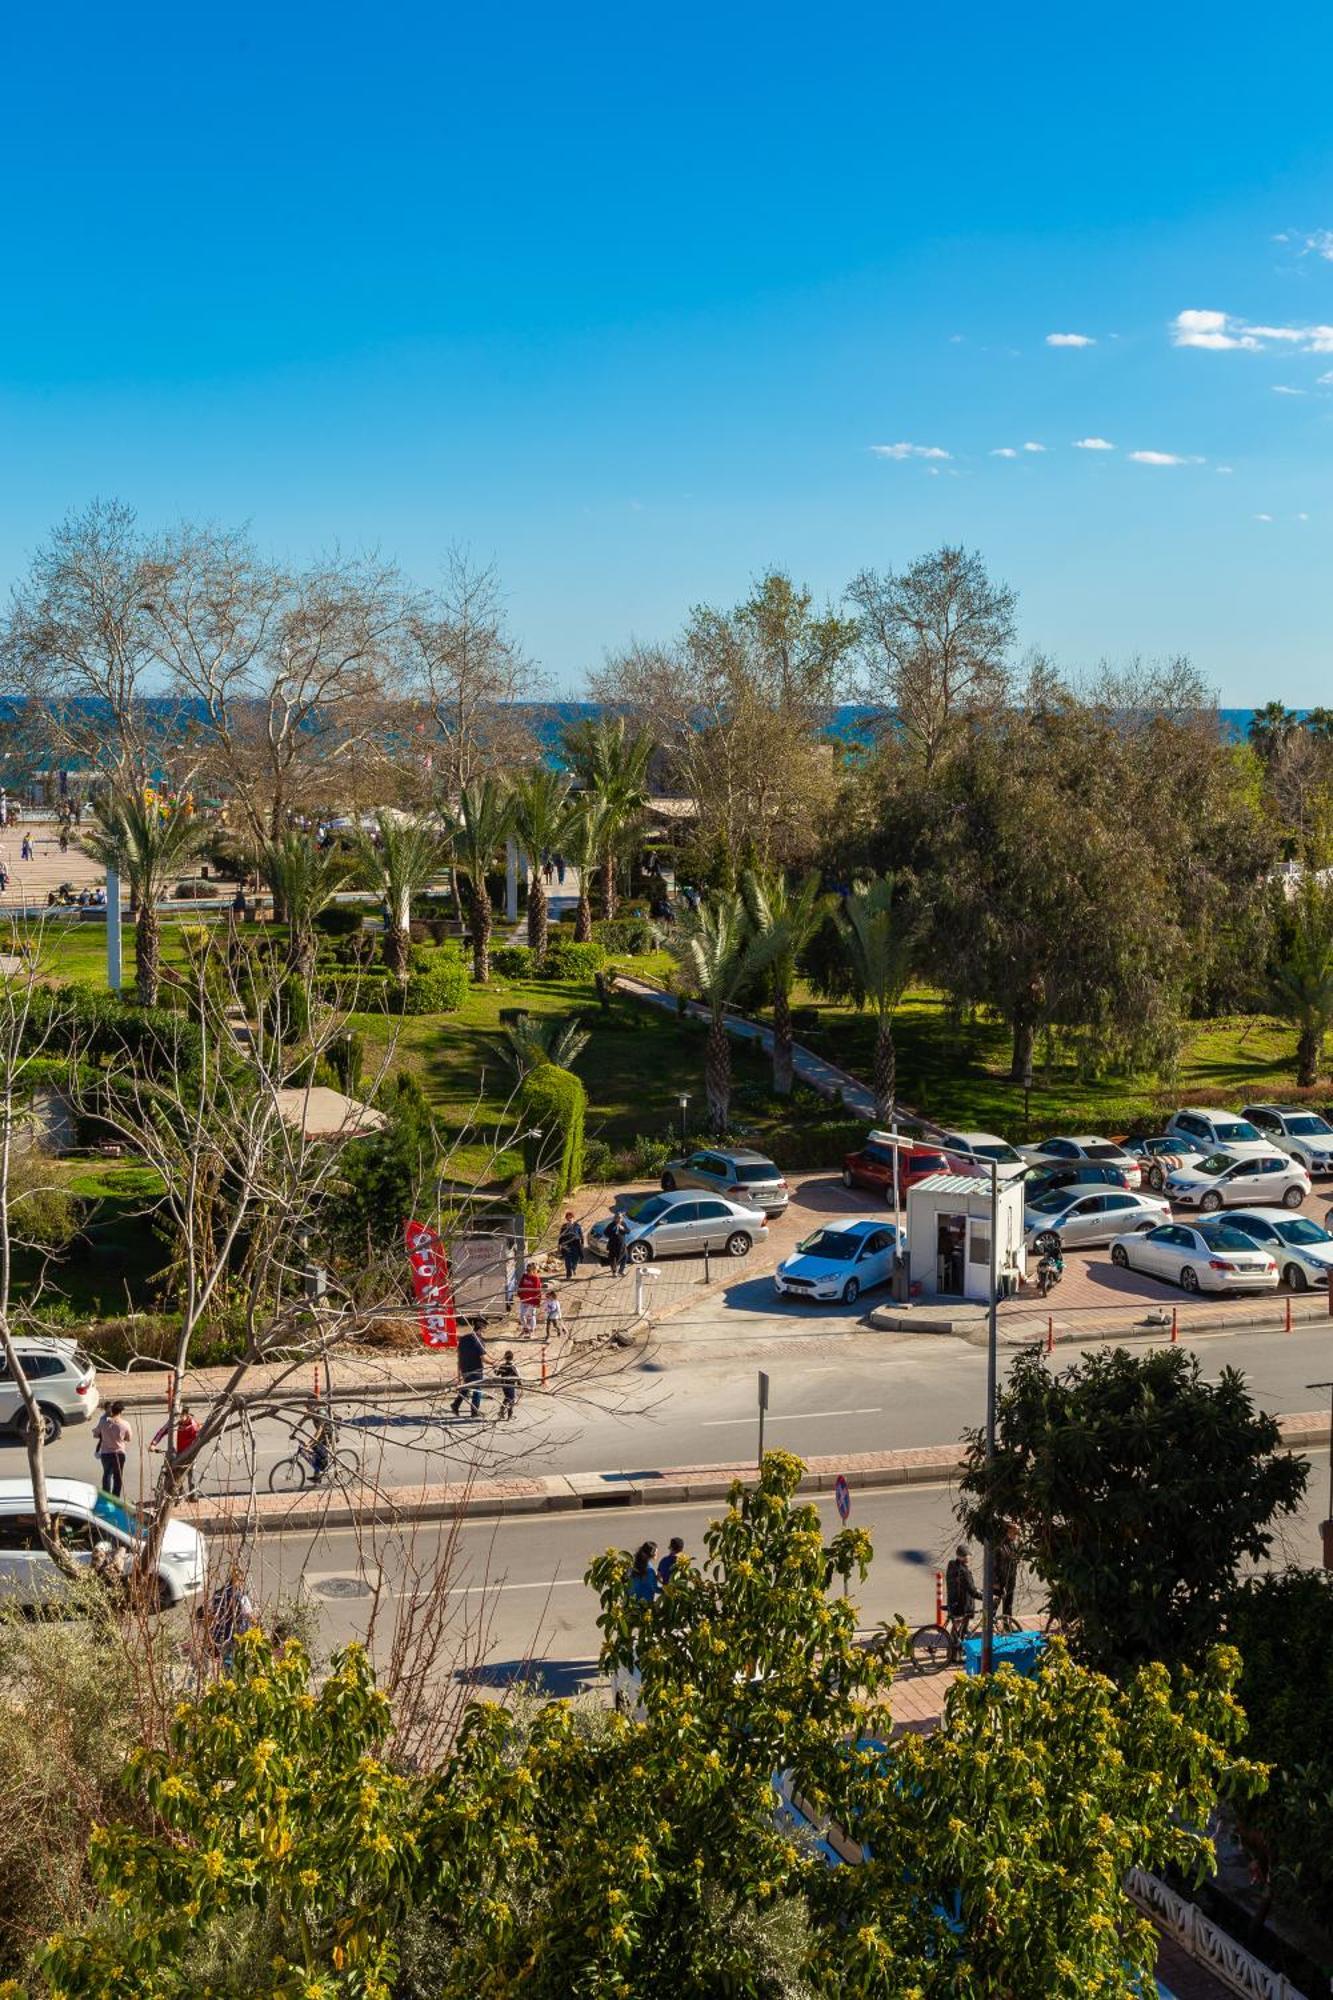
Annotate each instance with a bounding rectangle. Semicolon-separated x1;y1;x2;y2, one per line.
331;1448;362;1485
910;1623;955;1672
268;1455;308;1494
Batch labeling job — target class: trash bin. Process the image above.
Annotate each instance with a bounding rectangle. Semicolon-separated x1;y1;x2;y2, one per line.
962;1631;1047;1678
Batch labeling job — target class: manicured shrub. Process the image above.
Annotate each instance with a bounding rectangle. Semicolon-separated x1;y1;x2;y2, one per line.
314;906;367;937
519;1061;587;1195
493;944;536;979
594;917;658;956
541;940;606;981
390;953;470;1016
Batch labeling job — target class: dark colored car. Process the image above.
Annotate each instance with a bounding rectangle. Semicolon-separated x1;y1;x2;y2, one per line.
842;1133;952;1204
1022;1162;1130;1202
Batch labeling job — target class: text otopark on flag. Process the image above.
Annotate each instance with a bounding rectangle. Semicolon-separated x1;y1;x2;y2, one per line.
404;1219;458;1348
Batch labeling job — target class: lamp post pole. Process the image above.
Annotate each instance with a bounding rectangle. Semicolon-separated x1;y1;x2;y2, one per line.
678;1094;690;1147
981;1156;1000;1672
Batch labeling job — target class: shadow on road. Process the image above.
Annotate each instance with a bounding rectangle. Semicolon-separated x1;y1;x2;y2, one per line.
456;1655;600;1698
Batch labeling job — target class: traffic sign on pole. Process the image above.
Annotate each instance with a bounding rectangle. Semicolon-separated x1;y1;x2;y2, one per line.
834;1474;851;1522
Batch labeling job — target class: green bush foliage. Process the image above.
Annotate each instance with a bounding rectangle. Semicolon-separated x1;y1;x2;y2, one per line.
593;917;657;955
314;905;368;937
540;939;606;981
390;953;470;1016
332;1072;439;1259
491;944;536;979
519;1061;587;1195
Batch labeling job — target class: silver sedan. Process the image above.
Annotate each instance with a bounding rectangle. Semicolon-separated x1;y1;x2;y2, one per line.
1024;1187;1170;1250
587;1190;769;1264
1109;1220;1279;1296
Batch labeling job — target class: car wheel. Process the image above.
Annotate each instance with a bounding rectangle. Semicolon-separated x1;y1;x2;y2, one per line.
661;1172;676;1191
1147;1164;1166;1191
841;1168;853;1188
1199;1191;1223;1213
628;1240;652;1264
1111;1243;1130;1268
1180;1266;1201;1293
17;1404;61;1446
1282;1184;1305;1210
842;1277;861;1306
1285;1262;1309;1293
724;1232;752;1258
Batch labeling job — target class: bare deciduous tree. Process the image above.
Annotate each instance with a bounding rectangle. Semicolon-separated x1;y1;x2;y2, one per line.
402;549;543;800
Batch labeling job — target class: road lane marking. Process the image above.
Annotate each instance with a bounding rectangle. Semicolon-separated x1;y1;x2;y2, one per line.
699;1408;881;1426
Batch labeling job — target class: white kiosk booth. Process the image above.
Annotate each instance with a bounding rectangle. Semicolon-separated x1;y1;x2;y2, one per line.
906;1171;1028;1303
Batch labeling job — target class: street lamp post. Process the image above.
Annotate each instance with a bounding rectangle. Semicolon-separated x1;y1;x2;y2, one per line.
1022;1059;1034;1143
678;1093;690;1147
981;1156;999;1672
524;1126;544;1203
1309;1380;1333;1569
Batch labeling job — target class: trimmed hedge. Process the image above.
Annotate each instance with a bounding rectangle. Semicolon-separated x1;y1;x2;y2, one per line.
593;917;658;955
390;954;470;1016
519;1061;587;1196
541;940;606;981
315;906;368;937
492;944;536;979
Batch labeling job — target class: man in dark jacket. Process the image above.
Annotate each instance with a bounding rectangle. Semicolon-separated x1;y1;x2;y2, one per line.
452;1319;488;1418
945;1543;982;1644
604;1211;630;1279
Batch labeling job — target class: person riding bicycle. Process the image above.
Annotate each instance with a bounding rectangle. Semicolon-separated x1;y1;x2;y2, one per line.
294;1404;336;1482
945;1543;982;1645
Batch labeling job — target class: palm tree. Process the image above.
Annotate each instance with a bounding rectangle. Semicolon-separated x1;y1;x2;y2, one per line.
834;876;915;1123
84;786;203;1006
501;1014;591;1080
1273;874;1333;1086
740;868;831;1095
256;831;352;977
564;716;651;920
668;894;753;1131
558;798;608;944
440;778;514;984
510;767;574;965
1250;701;1295;763
355;812;446;985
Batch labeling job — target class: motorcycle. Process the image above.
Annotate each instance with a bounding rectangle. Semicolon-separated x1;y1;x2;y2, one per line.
1033;1234;1065;1297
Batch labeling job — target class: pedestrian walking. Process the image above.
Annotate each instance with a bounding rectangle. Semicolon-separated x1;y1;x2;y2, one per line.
93;1401;132;1497
604;1210;630;1278
657;1535;686;1587
629;1541;659;1604
451;1318;488;1418
515;1260;543;1335
994;1522;1020;1627
542;1282;564;1334
557;1209;585;1280
555;853;566;886
542;857;555;886
206;1562;257;1666
231;886;248;921
945;1542;982;1646
19;835;31;863
497;1349;521;1419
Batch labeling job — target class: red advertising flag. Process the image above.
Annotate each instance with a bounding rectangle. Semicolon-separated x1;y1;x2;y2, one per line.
404;1219;458;1348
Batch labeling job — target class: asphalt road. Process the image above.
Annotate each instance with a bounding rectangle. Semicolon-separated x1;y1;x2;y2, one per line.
19;1316;1332;1506
241;1452;1332;1685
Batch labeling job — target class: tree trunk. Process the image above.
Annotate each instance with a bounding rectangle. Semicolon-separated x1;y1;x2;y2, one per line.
135;906;160;1007
705;1012;732;1133
771;984;794;1096
527;872;548;963
472;886;492;984
384;920;410;984
574;889;593;944
1297;1021;1323;1088
1009;1015;1035;1085
873;1013;896;1124
602;855;618;923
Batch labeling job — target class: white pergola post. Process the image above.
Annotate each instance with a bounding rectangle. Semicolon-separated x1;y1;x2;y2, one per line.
106;867;122;994
505;837;519;922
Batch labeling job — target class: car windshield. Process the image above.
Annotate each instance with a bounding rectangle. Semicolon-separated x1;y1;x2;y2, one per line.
1284;1115;1332;1136
1028;1192;1075;1214
1215;1120;1260;1143
1275;1218;1331;1246
91;1492;143;1541
969;1141;1022;1164
1195;1154;1236;1176
1201;1226;1262;1252
796;1230;861;1261
621;1194;671;1223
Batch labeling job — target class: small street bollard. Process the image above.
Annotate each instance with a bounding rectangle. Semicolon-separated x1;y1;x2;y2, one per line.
703;1245;711;1286
1046;1315;1054;1355
1170;1305;1178;1343
540;1340;549;1387
934;1569;946;1628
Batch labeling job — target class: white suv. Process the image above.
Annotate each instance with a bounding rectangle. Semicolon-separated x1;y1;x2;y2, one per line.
0;1479;207;1610
1165;1109;1269;1156
0;1340;99;1443
1242;1105;1333;1177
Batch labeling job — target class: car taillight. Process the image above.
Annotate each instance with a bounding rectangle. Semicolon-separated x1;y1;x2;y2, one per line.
1208;1259;1235;1272
76;1381;90;1394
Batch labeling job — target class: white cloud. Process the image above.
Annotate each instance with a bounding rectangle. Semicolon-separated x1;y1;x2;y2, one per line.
1022;441;1046;452
990;447;1019;458
1215;465;1234;474
1073;436;1115;450
1297;511;1310;521
1273;384;1306;395
870;442;951;461
1046;332;1096;347
1296;229;1333;261
1127;450;1205;466
1254;512;1273;522
1172;307;1333;353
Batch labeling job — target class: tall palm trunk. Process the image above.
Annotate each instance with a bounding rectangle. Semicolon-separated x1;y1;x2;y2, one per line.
873;1012;896;1124
771;984;794;1096
135;905;161;1007
574;886;593;944
1009;1015;1036;1085
601;855;618;923
706;1012;732;1132
384;917;410;984
527;869;549;963
471;885;493;984
1297;1021;1322;1088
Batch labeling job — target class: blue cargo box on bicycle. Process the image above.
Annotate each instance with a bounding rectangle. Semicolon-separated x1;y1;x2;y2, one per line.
961;1630;1047;1677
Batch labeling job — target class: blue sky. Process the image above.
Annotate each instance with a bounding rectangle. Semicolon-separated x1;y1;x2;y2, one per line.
2;1;1333;700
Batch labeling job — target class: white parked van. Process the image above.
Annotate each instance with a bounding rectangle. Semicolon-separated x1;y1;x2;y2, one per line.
0;1479;207;1610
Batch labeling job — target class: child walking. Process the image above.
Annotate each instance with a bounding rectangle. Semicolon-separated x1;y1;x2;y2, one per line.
496;1349;521;1419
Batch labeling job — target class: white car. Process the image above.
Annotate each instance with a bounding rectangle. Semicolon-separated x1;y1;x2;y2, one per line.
0;1339;99;1443
1024;1187;1169;1250
1165;1108;1269;1156
1225;1208;1333;1291
937;1130;1027;1181
1110;1221;1279;1296
1163;1150;1311;1213
0;1479;208;1610
1018;1135;1143;1190
1242;1105;1333;1177
774;1219;902;1305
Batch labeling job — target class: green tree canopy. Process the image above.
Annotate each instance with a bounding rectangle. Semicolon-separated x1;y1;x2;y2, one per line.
957;1345;1308;1676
